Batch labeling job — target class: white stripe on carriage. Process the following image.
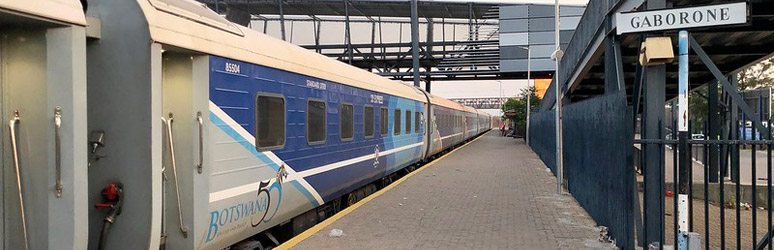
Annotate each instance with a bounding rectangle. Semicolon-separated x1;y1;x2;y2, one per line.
209;181;263;203
294;142;424;179
440;132;463;141
209;101;325;205
208;141;423;203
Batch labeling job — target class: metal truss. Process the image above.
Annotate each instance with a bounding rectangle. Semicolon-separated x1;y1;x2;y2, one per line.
197;0;508;90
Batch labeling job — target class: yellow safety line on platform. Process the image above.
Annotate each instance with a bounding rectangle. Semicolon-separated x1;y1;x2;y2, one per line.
275;132;487;250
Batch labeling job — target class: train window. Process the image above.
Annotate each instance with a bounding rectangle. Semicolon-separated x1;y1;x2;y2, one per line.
394;109;401;135
307;99;327;145
340;103;354;141
364;106;375;138
405;110;411;134
256;94;285;150
415;112;421;133
380;107;388;136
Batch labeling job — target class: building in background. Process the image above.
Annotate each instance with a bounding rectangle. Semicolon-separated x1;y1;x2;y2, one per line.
533;78;551;98
499;4;585;74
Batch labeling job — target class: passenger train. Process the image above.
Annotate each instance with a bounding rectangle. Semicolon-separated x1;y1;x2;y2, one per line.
0;0;492;249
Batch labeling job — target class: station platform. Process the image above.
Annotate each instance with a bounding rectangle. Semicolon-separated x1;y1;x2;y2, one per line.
279;132;613;250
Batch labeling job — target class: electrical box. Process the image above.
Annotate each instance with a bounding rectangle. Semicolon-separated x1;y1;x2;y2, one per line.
639;37;675;66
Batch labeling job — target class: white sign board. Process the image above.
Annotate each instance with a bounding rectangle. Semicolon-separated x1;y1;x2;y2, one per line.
616;2;747;35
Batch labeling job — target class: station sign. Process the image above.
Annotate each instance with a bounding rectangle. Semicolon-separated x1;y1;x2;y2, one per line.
616;2;747;35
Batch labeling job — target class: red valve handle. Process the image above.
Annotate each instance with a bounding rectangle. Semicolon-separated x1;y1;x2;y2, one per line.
94;203;111;208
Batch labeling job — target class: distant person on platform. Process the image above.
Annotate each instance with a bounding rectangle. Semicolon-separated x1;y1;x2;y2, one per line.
509;121;515;137
500;123;507;136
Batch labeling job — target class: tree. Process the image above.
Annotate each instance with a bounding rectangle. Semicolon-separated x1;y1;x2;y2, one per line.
738;57;774;90
688;85;709;132
501;86;541;132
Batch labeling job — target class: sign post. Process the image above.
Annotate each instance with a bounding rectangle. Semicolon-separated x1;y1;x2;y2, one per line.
616;2;747;35
677;30;692;250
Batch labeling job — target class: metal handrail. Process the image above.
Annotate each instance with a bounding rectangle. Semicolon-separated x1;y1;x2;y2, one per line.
196;112;203;174
54;107;63;198
161;114;188;238
9;110;29;249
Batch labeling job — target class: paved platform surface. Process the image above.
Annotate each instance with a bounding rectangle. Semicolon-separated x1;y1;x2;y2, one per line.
291;132;613;250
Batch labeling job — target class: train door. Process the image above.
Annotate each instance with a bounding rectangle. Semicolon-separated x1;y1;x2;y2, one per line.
1;22;87;249
159;50;210;249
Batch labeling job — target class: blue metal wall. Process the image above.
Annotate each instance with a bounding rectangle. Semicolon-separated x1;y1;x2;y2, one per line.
529;92;634;249
528;109;556;172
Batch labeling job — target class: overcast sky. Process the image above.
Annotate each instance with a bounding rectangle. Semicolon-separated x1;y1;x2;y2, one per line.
248;0;588;116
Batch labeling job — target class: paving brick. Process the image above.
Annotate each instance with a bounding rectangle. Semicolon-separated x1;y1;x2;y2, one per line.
292;132;613;250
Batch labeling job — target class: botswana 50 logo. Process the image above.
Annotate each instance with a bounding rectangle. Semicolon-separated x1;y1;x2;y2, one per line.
204;167;286;243
250;178;283;227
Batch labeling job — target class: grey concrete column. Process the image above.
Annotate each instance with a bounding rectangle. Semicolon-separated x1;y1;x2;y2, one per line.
643;0;667;247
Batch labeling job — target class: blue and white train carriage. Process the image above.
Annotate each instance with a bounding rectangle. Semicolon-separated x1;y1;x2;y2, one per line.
1;0;490;249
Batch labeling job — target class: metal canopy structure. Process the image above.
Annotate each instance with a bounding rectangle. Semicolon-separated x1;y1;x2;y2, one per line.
541;0;774;105
201;0;497;19
197;0;510;88
449;97;508;109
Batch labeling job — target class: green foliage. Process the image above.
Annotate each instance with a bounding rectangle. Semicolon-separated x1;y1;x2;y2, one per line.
738;57;774;90
502;86;541;130
688;85;709;132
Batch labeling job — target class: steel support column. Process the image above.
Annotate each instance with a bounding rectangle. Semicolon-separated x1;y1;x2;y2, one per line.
604;21;624;93
643;0;666;247
426;18;434;91
370;22;376;56
730;75;740;182
631;37;645;247
425;67;432;93
410;0;421;88
721;89;730;179
709;79;720;182
441;18;446;56
345;0;353;65
314;19;321;53
278;0;286;41
468;2;473;41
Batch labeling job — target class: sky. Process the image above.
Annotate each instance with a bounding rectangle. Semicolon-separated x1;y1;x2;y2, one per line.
247;0;587;116
429;79;531;116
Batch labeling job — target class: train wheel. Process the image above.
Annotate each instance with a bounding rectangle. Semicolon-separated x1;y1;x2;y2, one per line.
346;193;357;206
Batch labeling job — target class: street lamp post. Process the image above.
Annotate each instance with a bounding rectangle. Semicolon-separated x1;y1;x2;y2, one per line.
553;0;564;195
499;80;503;101
518;46;532;145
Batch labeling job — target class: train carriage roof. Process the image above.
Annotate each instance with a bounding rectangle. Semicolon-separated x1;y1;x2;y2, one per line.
427;93;464;111
136;0;427;102
0;0;86;26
